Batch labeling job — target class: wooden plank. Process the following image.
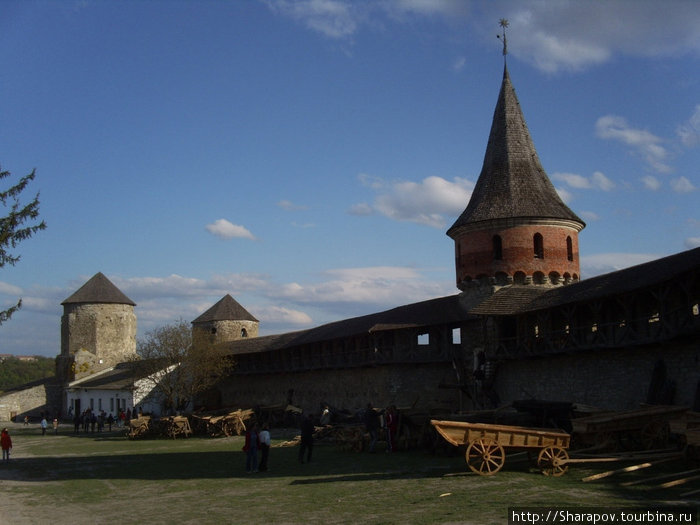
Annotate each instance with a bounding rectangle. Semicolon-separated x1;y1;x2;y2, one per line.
621;468;700;487
659;474;700;489
582;457;678;482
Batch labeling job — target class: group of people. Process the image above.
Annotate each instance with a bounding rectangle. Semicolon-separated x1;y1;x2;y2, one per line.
364;403;399;453
242;424;271;473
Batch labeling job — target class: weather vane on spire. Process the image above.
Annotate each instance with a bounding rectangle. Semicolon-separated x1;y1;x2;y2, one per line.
497;18;509;58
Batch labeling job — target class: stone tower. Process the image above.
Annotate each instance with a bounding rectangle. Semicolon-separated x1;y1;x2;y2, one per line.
447;66;585;290
56;272;137;382
191;294;259;350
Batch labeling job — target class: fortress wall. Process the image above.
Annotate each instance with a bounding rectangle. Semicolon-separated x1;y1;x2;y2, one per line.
217;362;463;416
494;340;700;410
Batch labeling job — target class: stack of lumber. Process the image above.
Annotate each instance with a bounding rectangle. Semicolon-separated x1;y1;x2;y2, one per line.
332;425;366;452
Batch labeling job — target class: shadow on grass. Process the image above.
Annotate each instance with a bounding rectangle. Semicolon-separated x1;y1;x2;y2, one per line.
0;444;461;484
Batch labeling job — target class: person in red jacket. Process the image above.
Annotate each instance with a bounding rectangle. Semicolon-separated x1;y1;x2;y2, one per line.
1;428;12;461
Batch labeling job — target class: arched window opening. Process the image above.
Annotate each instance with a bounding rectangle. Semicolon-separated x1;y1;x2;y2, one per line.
533;233;544;259
533;271;545;284
548;272;561;285
513;271;526;284
211;327;217;335
492;235;503;260
241;328;248;338
566;236;573;261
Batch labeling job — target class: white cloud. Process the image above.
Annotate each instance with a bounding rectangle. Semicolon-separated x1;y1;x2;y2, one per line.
595;115;672;174
555;187;573;204
278;265;453;308
355;174;473;228
205;219;256;240
591;171;615;191
642;175;662;191
347;202;373;216
677;105;700;147
0;281;23;296
553;171;615;191
452;56;466;71
254;305;313;325
579;211;599;222
685;237;700;249
580;252;659;278
264;1;700;73
670;176;696;193
278;200;309;211
263;0;358;39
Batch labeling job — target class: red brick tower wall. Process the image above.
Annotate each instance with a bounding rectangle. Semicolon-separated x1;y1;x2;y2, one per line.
454;221;581;287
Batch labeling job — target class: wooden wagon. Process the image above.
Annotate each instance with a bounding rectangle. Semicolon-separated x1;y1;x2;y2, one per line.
571;405;688;451
431;419;570;476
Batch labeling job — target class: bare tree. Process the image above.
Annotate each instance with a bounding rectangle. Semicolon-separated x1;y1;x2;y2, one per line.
1;167;46;325
134;319;233;413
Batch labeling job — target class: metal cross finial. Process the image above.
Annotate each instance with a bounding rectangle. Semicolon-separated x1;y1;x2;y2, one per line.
498;18;509;57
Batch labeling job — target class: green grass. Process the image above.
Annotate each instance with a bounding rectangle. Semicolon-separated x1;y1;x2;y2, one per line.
1;423;698;524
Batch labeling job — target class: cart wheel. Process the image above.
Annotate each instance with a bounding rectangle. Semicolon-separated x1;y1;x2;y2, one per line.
537;446;569;477
641;421;670;450
465;438;505;476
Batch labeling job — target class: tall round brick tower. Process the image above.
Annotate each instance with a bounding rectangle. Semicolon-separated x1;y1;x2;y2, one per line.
447;66;585;290
56;272;137;382
191;294;259;350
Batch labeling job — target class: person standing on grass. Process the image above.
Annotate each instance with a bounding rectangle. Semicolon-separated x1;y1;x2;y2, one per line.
53;418;59;435
243;424;259;473
364;403;380;453
1;428;12;461
299;414;314;464
258;425;271;472
40;417;48;436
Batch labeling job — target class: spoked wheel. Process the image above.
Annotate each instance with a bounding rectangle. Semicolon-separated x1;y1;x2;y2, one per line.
465;438;505;476
537;446;569;477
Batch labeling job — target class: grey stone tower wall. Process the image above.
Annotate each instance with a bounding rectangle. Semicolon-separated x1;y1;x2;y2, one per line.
192;319;259;350
59;303;137;380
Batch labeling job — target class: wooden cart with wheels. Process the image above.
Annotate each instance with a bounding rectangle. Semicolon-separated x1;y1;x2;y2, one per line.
571;405;687;451
431;419;570;476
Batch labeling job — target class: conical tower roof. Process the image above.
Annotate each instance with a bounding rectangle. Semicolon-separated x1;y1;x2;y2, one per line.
61;272;136;306
192;294;258;324
447;66;584;237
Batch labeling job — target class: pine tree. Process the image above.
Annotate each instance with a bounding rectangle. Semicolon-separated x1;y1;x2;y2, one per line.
1;166;47;325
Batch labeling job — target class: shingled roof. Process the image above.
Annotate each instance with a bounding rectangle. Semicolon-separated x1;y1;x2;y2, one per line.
61;272;136;306
221;293;479;356
192;294;258;324
447;66;584;237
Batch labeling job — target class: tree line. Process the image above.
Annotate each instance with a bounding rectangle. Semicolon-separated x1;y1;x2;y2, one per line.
0;356;55;392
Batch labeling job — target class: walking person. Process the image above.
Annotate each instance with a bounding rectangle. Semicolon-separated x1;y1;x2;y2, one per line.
258;425;271;472
243;425;259;473
364;403;379;453
299;414;314;463
1;428;12;461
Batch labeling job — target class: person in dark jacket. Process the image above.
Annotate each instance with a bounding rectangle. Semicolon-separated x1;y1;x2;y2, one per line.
364;403;380;452
299;414;314;463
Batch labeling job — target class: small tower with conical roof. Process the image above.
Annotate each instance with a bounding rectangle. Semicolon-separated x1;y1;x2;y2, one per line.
56;272;137;382
191;294;259;350
447;64;585;290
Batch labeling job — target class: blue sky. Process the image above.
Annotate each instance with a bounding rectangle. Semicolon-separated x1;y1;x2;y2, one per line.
1;0;699;357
